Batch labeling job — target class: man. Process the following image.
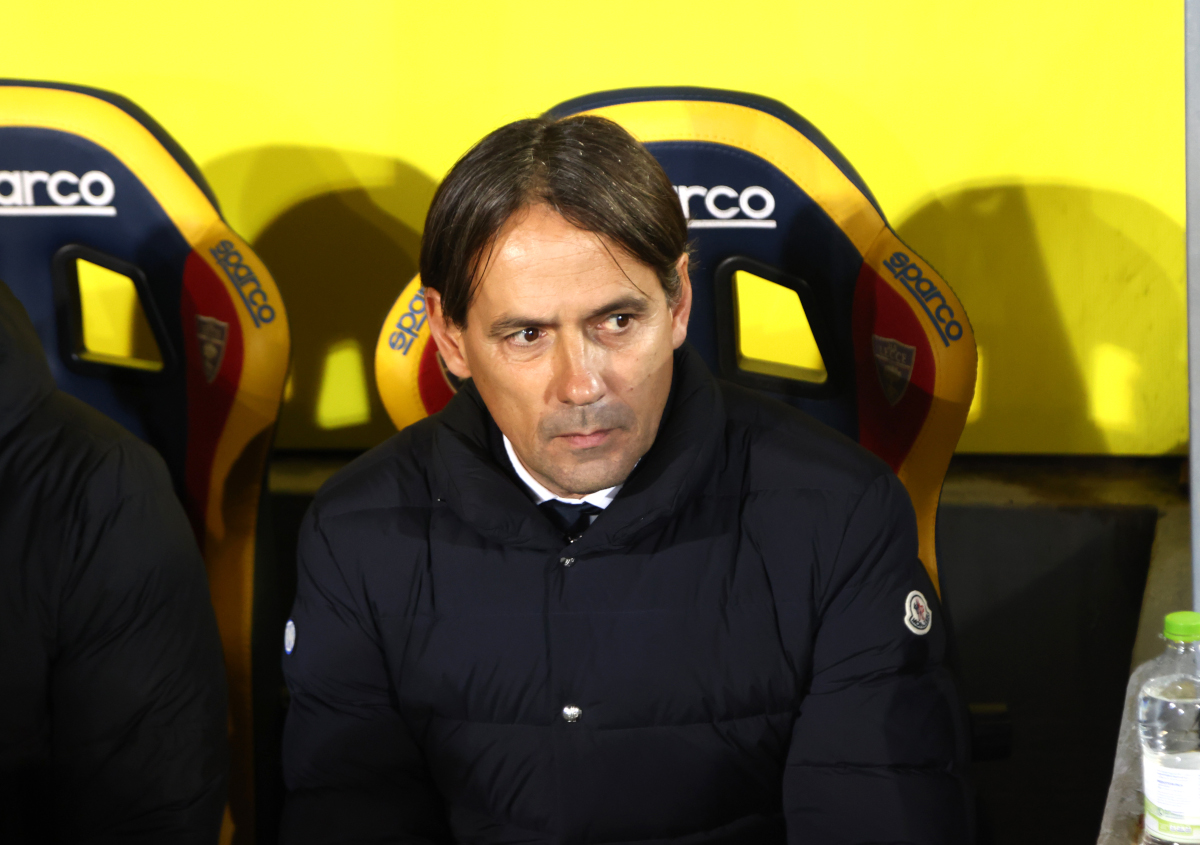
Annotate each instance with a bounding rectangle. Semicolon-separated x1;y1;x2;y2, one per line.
282;115;971;843
0;280;228;842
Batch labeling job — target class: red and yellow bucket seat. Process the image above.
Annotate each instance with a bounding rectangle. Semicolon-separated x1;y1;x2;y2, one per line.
0;80;289;844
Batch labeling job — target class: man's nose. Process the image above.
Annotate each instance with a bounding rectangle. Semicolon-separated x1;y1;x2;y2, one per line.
554;334;605;406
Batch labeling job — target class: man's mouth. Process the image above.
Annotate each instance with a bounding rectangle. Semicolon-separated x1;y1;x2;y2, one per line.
559;429;613;449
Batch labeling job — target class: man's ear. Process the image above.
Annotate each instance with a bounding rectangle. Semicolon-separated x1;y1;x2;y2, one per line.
425;288;472;379
670;254;693;349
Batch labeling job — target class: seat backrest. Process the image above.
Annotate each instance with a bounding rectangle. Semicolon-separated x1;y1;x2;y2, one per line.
375;87;975;592
0;80;289;843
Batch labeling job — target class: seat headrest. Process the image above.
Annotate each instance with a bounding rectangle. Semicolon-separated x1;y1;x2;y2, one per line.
0;80;289;500
379;86;972;437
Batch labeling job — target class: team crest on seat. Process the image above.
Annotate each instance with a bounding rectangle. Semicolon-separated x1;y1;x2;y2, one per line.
196;315;228;383
871;335;916;406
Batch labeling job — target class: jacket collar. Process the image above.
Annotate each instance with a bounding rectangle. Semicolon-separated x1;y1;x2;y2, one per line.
429;343;726;552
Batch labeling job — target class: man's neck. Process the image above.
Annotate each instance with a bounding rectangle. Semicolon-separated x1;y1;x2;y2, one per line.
501;435;622;510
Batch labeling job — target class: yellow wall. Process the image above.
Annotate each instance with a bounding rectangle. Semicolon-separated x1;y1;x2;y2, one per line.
6;0;1186;453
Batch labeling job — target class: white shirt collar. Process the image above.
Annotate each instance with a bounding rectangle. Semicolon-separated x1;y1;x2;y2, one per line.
502;434;621;510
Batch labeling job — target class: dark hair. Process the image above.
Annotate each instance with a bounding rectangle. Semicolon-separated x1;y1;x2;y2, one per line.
419;115;689;326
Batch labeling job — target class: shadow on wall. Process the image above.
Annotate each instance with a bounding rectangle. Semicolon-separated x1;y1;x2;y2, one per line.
194;164;1188;456
896;184;1186;455
203;147;438;450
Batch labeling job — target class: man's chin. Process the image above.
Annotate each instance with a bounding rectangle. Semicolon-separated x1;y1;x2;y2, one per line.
538;450;637;496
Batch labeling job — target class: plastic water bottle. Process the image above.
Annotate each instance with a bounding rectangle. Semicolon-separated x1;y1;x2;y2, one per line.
1139;611;1200;844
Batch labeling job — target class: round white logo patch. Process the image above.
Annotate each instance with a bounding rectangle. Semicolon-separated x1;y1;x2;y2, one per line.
904;590;932;635
284;619;296;655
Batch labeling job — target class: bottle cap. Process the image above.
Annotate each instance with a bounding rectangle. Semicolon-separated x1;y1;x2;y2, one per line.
1164;611;1200;642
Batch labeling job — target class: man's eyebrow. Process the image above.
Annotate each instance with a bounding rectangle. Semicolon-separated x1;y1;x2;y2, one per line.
583;295;650;322
486;295;652;339
487;314;550;339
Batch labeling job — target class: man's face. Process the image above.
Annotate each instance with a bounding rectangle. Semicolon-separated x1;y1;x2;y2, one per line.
427;204;692;498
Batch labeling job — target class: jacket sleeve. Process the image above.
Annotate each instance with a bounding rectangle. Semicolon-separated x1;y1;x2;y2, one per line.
281;504;449;844
54;439;228;843
783;472;972;845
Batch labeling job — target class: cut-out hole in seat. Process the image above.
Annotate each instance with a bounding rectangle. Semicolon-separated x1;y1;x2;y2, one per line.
76;257;163;371
316;338;370;430
733;269;827;384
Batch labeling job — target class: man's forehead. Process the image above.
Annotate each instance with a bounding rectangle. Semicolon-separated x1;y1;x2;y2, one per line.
492;230;617;279
472;207;658;310
491;206;628;272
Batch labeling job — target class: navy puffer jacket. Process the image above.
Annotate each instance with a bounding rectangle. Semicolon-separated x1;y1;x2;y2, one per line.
281;344;971;844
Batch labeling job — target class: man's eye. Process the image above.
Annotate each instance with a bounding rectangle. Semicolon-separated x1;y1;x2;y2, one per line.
512;327;541;345
606;314;632;329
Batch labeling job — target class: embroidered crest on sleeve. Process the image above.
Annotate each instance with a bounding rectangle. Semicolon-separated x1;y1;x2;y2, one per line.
904;590;932;635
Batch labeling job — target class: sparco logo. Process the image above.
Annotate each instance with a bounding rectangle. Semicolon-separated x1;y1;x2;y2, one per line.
882;251;963;346
0;170;116;216
388;288;427;355
211;241;275;328
673;185;776;229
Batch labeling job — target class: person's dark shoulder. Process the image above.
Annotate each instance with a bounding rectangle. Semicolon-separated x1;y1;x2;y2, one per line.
309;414;441;524
8;389;175;510
2;389;199;606
719;380;893;500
